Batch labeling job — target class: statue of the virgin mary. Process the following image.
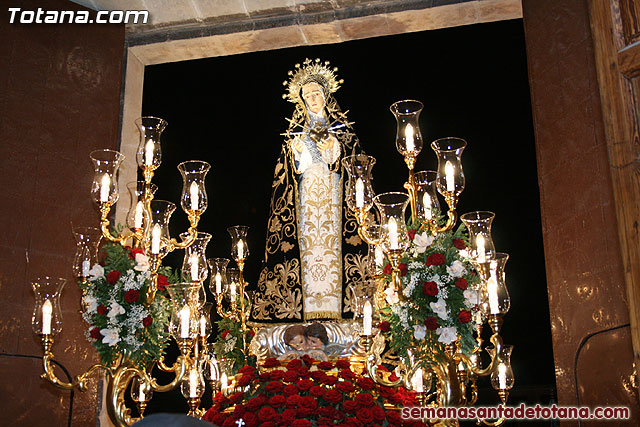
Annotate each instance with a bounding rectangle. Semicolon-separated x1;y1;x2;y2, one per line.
251;59;368;322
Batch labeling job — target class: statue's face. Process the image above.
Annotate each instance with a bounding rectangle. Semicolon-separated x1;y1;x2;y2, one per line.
302;82;325;114
288;333;306;351
307;336;324;350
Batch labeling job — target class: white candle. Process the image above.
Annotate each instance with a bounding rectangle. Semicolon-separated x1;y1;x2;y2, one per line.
388;217;399;250
82;260;90;277
374;246;384;267
487;271;500;314
230;282;237;303
363;300;372;336
200;316;207;337
145;139;154;166
355;178;364;208
190;254;199;281
476;235;486;263
405;123;415;152
100;174;110;202
180;305;190;338
413;368;424;393
237;240;244;260
189;369;198;398
139;382;146;402
151;224;161;254
423;192;432;220
220;372;228;393
189;182;199;211
42;299;52;335
445;161;455;192
215;272;222;294
497;363;507;389
134;201;144;229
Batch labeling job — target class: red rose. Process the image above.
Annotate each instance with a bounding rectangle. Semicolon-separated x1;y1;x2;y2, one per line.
259;372;271;382
97;304;108;315
318;418;333;426
378;387;395;399
336;381;355;393
142;315;152;327
90;327;101;339
233;404;246;417
357;408;374;424
339;368;356;380
372;406;386;422
388;372;399;382
377;364;389;372
106;270;121;284
283;384;298;396
346;417;363;427
455;277;468;290
299;395;317;410
212;392;229;405
283;369;299;383
343;400;358;413
246;395;266;411
301;353;314;366
265;380;283;393
310;370;327;382
263;358;280;368
243;413;258;427
422;281;438;297
426;253;446;266
458;309;472;323
356;377;375;390
269;369;284;381
378;321;390;332
319;407;336;419
408;229;417;240
250;329;256;336
156;274;168;291
317;361;334;370
322;375;338;386
237;374;253;387
355;392;374;407
239;365;255;375
286;394;300;407
398;263;408;277
212;413;227;426
124;289;139;303
336;360;350;370
286;359;302;370
324;389;343;403
383;263;392;275
297;366;311;378
258;406;277;422
268;395;286;408
297;408;313;419
453;238;466;250
310;385;326;397
281;408;298;423
228;392;244;404
292;420;311;427
297;378;313;392
129;247;144;259
387;411;402;425
424;316;439;330
221;330;231;339
258;422;275;427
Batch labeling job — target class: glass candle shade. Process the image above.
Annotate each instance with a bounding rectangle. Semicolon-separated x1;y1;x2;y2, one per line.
474;252;510;316
198;302;213;339
390;100;424;157
207;258;229;295
126;181;157;232
414;170;440;221
72;226;102;279
181;365;205;399
460;211;496;262
431;137;466;196
166;283;200;340
180;232;212;282
342;154;376;212
373;192;410;253
226;268;240;304
177;160;210;215
490;345;514;391
227;226;249;262
90;149;125;205
32;277;65;336
149;200;176;258
352;283;376;334
130;376;152;403
204;346;220;382
135;116;167;170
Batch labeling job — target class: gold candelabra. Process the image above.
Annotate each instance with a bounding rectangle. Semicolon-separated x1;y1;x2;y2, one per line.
344;100;514;426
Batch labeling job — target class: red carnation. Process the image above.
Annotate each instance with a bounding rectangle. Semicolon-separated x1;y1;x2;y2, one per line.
268;395;286;408
453;238;466;250
336;381;355;393
455;277;468;290
398;263;408;277
424;316;439;330
336;359;350;370
356;377;375;390
317;360;334;370
263;358;280;368
426;253;446;266
265;380;283;393
297;378;313;392
286;359;302;370
156;274;168;291
408;229;417;240
129;247;144;259
458;309;472;323
357;408;374;424
106;270;121;284
142;315;152;327
422;281;438;297
310;385;326;397
378;321;390;332
258;406;277;422
354;392;374;407
283;384;298;396
324;389;343;403
97;304;108;315
124;289;139;303
90;327;101;339
221;330;231;340
383;263;392;275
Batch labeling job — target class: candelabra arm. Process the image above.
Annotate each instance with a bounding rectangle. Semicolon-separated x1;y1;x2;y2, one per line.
169;212;201;250
157;357;174;372
467;379;479;405
430;193;458;234
365;354;404;387
106;365;140;427
403;155;418;222
149;355;188;393
99;203;131;245
215;294;240;321
459;333;503;377
477;391;508;427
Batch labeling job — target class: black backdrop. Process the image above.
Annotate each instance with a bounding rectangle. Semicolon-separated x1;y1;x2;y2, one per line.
141;19;556;415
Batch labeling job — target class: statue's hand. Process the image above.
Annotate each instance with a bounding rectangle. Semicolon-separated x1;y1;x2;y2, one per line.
292;138;304;153
316;137;334;151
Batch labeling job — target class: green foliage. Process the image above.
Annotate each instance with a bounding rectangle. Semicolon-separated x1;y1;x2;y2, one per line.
213;313;256;374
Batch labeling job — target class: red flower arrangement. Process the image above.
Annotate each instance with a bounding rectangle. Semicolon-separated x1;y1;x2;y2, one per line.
203;357;426;427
